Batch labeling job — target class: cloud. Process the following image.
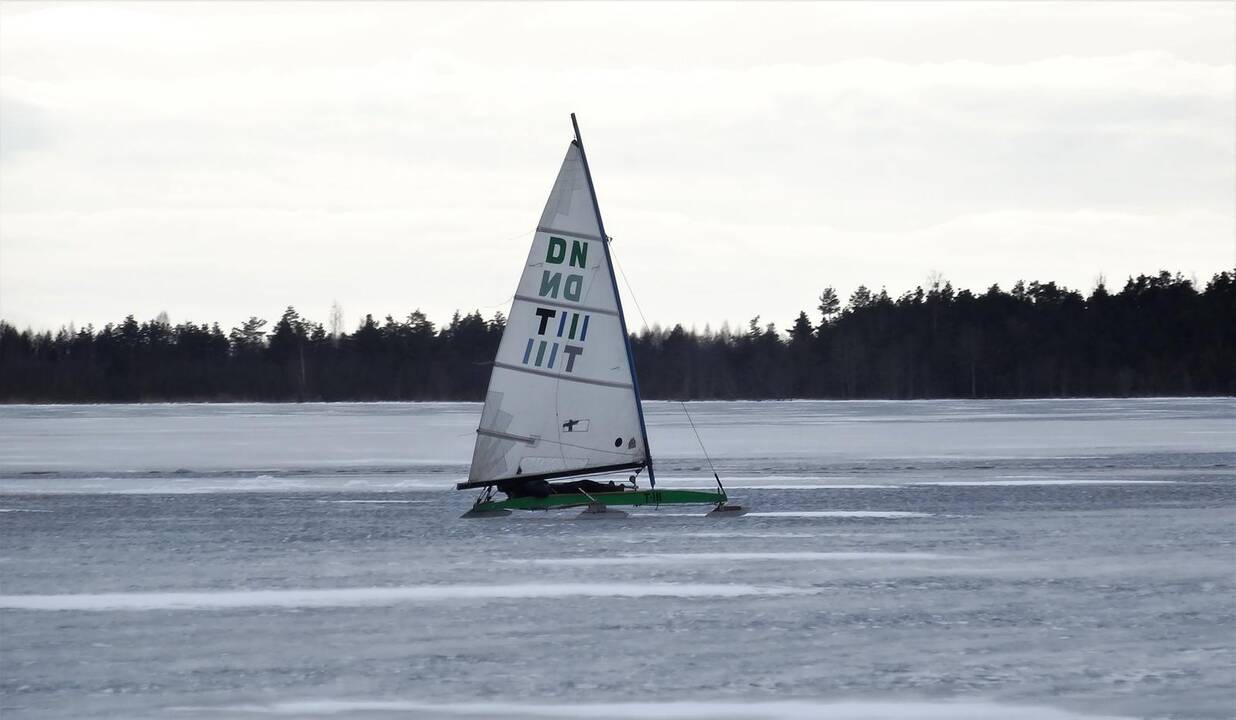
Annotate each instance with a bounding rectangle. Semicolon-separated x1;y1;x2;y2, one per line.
1;2;1232;331
0;96;50;161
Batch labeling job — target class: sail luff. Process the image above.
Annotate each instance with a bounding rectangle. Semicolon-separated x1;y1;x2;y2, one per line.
569;113;657;488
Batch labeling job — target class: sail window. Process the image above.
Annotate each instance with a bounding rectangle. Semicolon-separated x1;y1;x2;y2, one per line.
561;419;590;432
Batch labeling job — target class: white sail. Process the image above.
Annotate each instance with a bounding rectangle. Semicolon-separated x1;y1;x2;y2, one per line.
467;142;647;485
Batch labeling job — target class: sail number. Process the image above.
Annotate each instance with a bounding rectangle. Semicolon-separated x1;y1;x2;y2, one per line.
522;236;594;375
539;237;588;302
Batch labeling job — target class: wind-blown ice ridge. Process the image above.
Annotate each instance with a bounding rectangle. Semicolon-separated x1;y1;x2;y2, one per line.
188;698;1133;719
0;583;808;611
510;551;951;566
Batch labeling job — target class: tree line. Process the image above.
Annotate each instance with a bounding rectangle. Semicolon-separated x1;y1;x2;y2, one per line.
1;270;1232;402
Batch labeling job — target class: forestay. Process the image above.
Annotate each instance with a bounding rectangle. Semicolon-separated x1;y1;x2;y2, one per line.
467;142;646;485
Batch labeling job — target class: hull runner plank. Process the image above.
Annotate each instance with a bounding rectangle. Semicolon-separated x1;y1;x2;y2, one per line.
470;489;727;513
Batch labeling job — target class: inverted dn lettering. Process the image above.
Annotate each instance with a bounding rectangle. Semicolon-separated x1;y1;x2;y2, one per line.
539;271;582;302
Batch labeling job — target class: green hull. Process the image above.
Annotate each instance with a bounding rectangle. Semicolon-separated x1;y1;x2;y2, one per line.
471;489;725;513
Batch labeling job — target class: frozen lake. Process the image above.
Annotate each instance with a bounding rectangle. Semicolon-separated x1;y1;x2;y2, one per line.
1;399;1233;719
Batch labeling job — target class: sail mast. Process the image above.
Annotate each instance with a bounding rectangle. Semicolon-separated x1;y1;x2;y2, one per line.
569;113;656;488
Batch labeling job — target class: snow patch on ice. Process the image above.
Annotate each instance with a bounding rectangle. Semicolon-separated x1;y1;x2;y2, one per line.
191;698;1133;719
680;532;816;539
912;479;1176;486
0;477;454;495
513;551;950;566
674;483;895;490
747;511;931;518
0;583;807;611
623;510;930;519
313;499;432;504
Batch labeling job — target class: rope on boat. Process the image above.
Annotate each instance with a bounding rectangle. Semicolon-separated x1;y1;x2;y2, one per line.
612;246;726;496
679;398;725;496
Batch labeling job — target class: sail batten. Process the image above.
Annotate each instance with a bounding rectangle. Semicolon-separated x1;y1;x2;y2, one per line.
535;226;604;241
465;129;649;488
510;295;619;317
491;361;634;390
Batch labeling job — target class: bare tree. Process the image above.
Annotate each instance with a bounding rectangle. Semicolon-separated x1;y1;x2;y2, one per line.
329;301;344;340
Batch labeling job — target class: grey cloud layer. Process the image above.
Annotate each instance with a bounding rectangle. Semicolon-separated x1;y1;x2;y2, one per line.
1;2;1232;331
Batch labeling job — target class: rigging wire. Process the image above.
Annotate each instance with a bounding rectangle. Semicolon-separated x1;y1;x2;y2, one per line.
475;228;536;310
496;227;537;244
611;246;725;493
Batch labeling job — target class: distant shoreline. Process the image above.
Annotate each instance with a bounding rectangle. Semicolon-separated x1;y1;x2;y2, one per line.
3;395;1234;407
4;269;1233;402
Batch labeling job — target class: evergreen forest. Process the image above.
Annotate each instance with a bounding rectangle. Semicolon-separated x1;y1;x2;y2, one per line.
2;270;1232;403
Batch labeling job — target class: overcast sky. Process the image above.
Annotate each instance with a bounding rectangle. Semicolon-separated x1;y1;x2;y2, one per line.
2;1;1233;335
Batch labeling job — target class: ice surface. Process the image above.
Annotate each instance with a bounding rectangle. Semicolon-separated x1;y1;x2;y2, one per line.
745;511;933;518
910;479;1178;486
512;552;951;566
314;500;432;504
1;398;1231;494
1;399;1233;719
179;698;1135;719
0;583;803;611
